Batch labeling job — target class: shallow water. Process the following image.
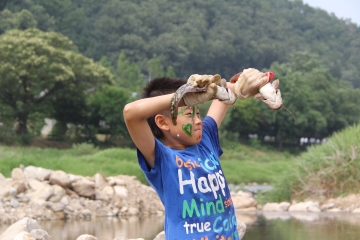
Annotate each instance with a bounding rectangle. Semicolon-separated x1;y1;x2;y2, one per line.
240;211;360;240
1;212;360;240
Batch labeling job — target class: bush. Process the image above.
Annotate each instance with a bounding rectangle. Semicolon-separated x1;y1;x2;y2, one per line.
266;124;360;202
72;142;99;156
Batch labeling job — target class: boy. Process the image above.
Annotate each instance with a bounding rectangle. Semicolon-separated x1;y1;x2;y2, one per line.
123;69;280;239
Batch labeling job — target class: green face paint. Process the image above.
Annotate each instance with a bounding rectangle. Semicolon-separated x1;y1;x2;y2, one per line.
178;106;200;119
182;123;193;137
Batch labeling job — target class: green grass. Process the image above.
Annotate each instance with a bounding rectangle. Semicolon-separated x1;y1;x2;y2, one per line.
0;145;146;183
0;141;292;186
264;124;360;203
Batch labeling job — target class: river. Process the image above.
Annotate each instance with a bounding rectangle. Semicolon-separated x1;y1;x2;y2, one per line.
1;211;360;239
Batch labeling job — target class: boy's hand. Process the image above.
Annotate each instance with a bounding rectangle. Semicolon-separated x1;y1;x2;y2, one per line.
231;68;272;99
184;74;236;105
254;79;283;110
183;74;220;106
187;74;222;88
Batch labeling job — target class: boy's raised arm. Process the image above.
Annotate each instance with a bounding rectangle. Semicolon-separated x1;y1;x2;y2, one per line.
123;94;174;168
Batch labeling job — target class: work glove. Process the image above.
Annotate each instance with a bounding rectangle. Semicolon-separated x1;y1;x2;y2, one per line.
230;68;272;100
184;74;236;106
254;79;283;110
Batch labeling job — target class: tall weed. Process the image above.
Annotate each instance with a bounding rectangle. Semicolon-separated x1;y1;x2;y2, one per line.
267;124;360;202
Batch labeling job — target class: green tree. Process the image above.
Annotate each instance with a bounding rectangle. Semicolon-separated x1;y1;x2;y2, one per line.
0;29;113;135
166;66;176;78
89;86;131;139
0;9;15;33
15;9;37;30
117;51;144;92
147;54;164;79
225;99;262;140
261;52;360;149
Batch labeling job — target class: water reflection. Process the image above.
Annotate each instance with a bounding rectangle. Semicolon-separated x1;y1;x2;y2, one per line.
1;212;360;240
239;211;360;240
0;215;164;240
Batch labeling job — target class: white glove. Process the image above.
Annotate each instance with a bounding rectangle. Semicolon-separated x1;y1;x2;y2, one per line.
231;68;271;100
254;80;283;110
183;74;221;106
214;78;236;105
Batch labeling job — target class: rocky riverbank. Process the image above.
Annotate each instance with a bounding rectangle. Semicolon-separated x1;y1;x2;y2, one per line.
1;165;360;239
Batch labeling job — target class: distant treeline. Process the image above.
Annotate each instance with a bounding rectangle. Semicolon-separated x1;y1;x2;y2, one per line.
0;0;360;150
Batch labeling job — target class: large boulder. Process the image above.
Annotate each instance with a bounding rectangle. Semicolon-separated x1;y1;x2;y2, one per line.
0;217;40;240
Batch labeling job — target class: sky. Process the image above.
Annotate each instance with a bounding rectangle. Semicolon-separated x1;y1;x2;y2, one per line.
302;0;360;25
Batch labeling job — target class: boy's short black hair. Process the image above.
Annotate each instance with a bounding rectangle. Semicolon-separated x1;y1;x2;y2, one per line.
140;77;187;139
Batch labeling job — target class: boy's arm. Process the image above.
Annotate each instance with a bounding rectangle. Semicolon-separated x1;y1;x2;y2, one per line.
123;94;176;168
207;82;235;128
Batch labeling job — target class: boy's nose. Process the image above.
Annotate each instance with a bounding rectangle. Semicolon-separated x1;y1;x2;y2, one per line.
193;115;202;124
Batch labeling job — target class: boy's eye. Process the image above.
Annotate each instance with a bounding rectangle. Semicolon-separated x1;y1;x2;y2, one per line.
178;106;200;118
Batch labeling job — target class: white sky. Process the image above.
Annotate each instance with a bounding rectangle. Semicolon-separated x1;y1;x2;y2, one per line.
302;0;360;25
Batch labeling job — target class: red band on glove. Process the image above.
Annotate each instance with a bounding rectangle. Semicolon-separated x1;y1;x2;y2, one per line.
265;72;275;81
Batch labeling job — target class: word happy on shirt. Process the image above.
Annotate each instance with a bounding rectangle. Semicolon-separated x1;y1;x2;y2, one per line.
175;152;239;240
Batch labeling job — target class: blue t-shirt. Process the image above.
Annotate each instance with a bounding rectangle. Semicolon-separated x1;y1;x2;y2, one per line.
137;116;239;240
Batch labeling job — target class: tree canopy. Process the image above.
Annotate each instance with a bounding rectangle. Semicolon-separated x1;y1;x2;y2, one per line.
0;28;113;135
1;0;360;149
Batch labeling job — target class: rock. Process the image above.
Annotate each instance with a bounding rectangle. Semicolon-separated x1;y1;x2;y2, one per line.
0;173;6;182
237;221;247;239
95;186;114;201
48;185;66;202
0;182;17;197
153;231;165;240
49;171;72;188
47;202;65;212
13;231;35;240
320;203;335;211
27;179;47;191
71;178;95;198
127;207;139;216
8;179;26;194
0;217;40;240
94;173;109;189
288;201;320;212
76;234;97;240
232;195;257;209
107;177;126;186
263;202;291;212
114;186;128;198
30;229;51;240
24;166;53;181
352;208;360;213
11;168;26;181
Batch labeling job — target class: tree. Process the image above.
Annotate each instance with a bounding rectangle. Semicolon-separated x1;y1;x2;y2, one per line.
88;86;131;139
166;66;176;78
147;54;164;79
225;98;262;139
261;52;360;150
117;51;144;92
0;29;113;135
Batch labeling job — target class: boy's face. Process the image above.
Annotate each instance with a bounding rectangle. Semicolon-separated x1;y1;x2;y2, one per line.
168;105;203;147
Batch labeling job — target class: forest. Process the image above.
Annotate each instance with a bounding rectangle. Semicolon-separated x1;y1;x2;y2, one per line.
0;0;360;150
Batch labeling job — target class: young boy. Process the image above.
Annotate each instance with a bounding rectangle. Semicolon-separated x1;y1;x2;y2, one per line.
123;69;278;240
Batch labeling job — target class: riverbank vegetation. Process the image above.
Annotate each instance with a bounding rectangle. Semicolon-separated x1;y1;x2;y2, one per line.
263;124;360;203
1;0;360;204
1;123;359;204
0;140;293;185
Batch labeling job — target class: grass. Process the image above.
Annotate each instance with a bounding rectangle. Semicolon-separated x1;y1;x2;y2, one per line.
263;124;360;203
2;124;358;203
0;144;146;183
0;141;292;186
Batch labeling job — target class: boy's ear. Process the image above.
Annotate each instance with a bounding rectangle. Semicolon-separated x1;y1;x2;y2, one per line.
155;114;171;131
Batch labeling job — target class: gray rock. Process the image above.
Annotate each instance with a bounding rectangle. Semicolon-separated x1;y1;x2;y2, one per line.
0;217;40;240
